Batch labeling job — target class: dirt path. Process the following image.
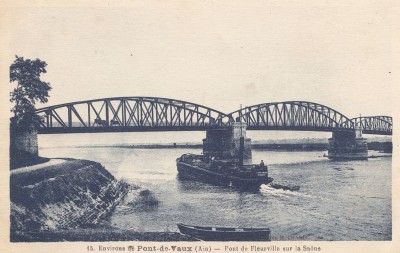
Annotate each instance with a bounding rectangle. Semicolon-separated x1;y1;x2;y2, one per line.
11;159;66;175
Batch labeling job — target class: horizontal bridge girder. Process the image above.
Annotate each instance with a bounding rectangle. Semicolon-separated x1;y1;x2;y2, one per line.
37;126;219;134
246;126;356;132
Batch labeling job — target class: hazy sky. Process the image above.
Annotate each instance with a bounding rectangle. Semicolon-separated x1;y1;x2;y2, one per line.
6;1;392;118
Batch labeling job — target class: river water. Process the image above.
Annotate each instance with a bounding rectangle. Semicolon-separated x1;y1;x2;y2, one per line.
39;132;392;241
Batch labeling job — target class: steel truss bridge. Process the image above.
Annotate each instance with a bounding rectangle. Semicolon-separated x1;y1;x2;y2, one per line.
35;97;392;135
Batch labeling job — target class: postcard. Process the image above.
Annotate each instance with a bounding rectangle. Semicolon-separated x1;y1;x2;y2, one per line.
0;1;398;253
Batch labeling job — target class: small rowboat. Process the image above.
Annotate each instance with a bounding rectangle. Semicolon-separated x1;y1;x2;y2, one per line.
177;223;271;241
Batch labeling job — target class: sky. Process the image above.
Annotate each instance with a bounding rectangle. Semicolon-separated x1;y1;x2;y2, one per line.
5;1;393;120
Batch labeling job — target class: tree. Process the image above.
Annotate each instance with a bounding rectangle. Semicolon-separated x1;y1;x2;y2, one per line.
10;56;51;131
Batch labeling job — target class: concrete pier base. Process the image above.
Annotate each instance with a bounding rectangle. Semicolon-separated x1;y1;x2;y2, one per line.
328;128;368;160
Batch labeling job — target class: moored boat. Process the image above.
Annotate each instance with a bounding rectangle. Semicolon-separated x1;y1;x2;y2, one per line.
177;223;271;241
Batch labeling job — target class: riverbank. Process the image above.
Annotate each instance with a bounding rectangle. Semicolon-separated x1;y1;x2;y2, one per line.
10;155;50;170
10;158;192;241
11;159;129;231
70;141;392;152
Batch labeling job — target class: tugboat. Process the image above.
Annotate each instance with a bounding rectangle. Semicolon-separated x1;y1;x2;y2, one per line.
176;154;272;188
176;120;273;189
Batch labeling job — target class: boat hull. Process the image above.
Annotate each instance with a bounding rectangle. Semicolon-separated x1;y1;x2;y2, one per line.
177;223;271;241
177;161;273;189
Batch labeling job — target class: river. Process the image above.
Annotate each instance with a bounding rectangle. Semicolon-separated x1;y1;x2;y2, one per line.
39;132;392;241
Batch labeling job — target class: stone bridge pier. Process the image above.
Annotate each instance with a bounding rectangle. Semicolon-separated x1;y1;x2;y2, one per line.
202;121;252;165
328;128;368;160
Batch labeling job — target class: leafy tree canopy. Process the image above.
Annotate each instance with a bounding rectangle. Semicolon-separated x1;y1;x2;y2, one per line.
10;56;51;131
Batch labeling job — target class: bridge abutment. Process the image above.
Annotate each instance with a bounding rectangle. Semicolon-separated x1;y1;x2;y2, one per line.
328;128;368;160
10;124;39;169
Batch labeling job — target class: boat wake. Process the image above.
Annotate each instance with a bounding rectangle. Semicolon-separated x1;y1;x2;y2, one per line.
270;183;300;191
260;184;309;198
270;159;325;167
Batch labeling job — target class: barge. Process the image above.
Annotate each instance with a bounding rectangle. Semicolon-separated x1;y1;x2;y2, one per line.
176;154;272;188
176;121;273;189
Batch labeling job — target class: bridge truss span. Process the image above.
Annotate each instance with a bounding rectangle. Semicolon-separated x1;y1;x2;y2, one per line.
351;116;393;135
36;97;230;134
224;101;355;132
35;98;392;135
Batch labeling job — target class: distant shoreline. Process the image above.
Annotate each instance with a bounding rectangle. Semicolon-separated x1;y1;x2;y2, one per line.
67;141;392;152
